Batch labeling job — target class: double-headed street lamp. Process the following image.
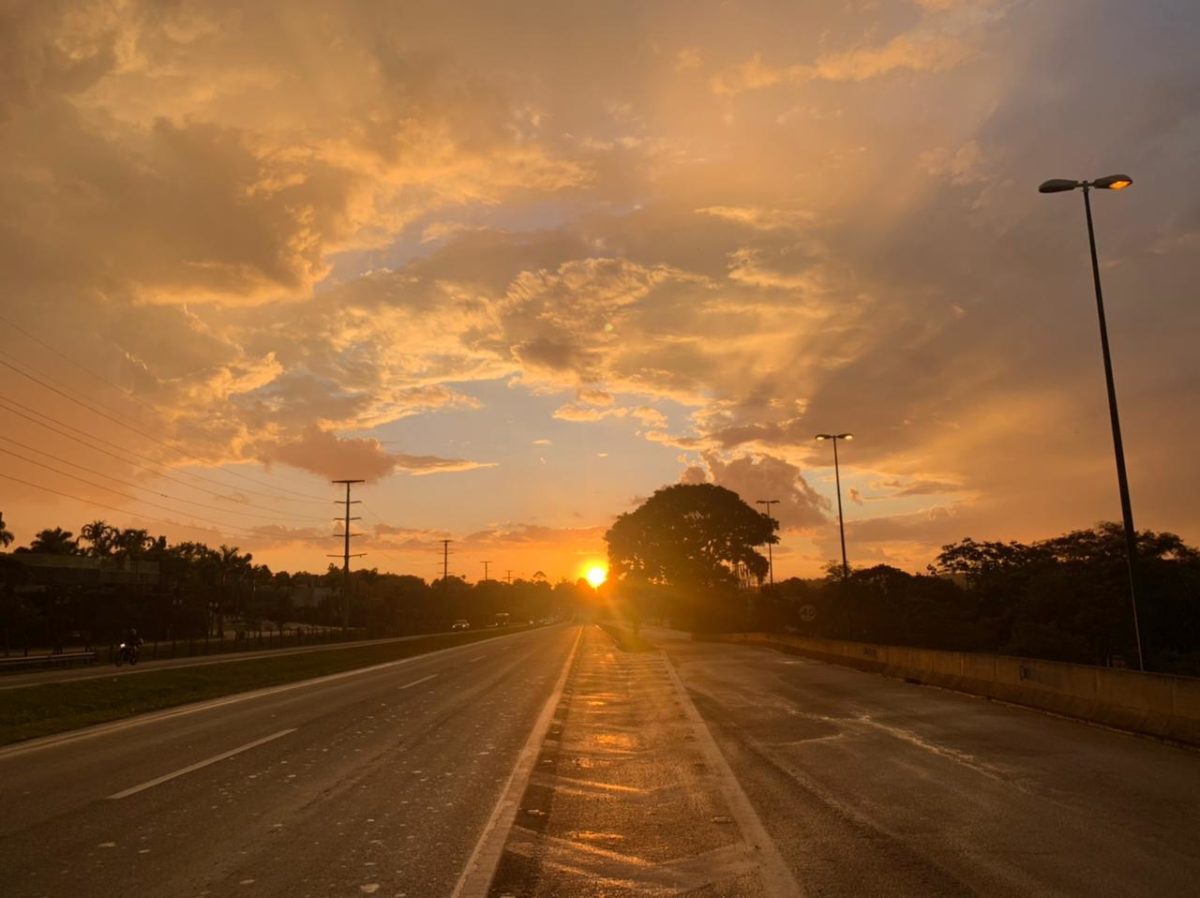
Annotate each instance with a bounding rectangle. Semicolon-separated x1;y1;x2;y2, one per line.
1039;173;1144;672
755;499;780;587
815;433;853;579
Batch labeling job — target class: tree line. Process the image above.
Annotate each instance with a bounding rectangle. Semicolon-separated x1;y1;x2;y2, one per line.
0;514;585;653
604;485;1200;675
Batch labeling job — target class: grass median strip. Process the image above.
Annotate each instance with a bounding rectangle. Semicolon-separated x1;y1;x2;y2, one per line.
0;627;531;746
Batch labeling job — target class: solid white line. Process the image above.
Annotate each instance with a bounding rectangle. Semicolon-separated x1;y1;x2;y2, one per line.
663;654;804;898
399;674;438;690
450;626;582;898
107;728;297;800
0;627;550;761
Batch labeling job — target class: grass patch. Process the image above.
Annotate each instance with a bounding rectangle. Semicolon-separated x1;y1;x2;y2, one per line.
0;627;535;746
598;622;655;653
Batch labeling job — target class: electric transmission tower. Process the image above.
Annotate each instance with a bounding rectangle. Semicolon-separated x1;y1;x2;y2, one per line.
328;479;365;632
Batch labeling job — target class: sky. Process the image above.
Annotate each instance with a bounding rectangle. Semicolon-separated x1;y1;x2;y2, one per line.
1;0;1198;583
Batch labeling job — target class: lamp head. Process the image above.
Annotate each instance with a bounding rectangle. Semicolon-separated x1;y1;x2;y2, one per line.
815;434;832;441
1092;173;1133;190
1038;178;1080;194
838;433;854;440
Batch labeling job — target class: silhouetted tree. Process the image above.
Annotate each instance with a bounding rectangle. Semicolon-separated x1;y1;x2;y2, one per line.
0;511;14;549
80;520;117;557
21;527;80;555
606;483;776;590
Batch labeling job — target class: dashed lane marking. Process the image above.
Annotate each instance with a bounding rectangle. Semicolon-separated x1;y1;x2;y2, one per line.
399;674;438;690
107;728;297;800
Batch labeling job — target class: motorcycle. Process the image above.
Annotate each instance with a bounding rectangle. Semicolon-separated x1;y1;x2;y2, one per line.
114;642;140;667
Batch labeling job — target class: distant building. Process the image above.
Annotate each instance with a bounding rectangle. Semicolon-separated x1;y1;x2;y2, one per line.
3;553;159;590
289;583;336;608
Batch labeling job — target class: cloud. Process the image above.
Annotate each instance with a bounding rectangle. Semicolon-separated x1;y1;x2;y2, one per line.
696;206;815;232
265;426;492;481
683;452;829;530
2;0;1198;581
885;479;966;497
711;2;999;96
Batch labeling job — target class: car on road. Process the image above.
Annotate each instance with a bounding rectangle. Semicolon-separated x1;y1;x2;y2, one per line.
451;619;470;631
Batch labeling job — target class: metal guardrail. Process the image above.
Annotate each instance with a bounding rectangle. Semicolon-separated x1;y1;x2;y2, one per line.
0;651;99;671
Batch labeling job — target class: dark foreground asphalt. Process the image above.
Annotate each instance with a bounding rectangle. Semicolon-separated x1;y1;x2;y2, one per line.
656;628;1200;897
5;623;1199;897
0;625;578;898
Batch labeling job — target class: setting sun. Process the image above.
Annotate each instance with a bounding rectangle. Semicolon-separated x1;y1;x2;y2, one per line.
585;565;608;588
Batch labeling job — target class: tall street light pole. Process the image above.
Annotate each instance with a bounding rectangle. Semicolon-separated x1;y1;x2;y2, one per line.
1039;173;1144;672
755;499;780;587
815;433;853;579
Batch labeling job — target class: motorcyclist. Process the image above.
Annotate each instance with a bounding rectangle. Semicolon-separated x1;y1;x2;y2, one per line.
124;628;143;663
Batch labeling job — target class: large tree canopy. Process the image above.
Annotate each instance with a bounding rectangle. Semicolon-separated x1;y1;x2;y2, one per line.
605;483;776;590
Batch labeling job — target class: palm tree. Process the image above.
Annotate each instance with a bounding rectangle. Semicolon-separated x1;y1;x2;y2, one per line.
113;528;152;559
0;512;13;549
80;520;116;557
27;527;80;555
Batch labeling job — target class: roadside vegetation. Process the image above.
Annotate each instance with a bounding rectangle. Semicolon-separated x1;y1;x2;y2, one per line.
0;517;591;658
0;625;536;746
603;485;1200;676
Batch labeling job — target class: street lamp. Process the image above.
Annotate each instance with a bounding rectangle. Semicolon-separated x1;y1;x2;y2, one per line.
815;433;853;579
1039;172;1143;671
755;499;780;587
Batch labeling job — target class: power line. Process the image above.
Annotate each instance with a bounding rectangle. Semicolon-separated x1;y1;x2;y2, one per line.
0;312;136;399
0;395;328;510
0;434;328;526
0;471;258;542
0;353;331;503
0;445;263;537
356;502;414;571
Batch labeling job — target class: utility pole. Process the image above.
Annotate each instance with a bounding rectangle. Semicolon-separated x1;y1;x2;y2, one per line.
440;539;452;587
755;499;780;587
328;479;365;632
481;560;491;582
505;569;513;585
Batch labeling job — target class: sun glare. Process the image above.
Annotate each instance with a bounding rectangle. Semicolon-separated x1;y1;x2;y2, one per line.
585;565;608;588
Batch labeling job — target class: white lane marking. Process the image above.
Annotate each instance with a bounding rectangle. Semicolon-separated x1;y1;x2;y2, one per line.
663;653;804;898
469;655;486;662
0;627;551;761
451;627;583;898
399;674;438;690
107;728;297;800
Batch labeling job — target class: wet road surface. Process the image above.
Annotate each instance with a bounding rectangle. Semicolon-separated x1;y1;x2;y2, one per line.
5;623;1200;897
0;625;577;898
657;628;1200;897
488;625;797;897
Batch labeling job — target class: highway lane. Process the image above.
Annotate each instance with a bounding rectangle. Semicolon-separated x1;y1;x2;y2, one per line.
0;624;579;898
0;630;498;691
657;629;1200;897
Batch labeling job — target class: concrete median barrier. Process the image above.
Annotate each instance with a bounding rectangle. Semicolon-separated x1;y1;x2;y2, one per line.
696;632;1200;747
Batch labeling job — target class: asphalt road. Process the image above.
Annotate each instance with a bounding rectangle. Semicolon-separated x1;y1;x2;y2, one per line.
0;631;493;691
656;628;1200;897
5;623;1199;897
0;624;579;898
